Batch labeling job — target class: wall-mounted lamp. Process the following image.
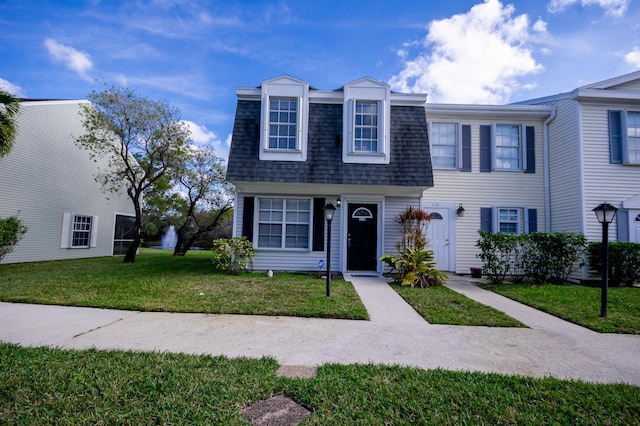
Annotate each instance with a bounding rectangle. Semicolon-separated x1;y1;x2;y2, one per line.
456;204;465;217
336;198;341;208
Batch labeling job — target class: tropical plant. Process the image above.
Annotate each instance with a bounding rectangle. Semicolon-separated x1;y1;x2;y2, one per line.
381;246;447;288
211;236;255;274
0;89;20;158
0;215;27;261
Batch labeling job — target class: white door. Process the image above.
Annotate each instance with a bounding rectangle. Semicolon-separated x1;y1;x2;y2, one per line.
425;207;450;271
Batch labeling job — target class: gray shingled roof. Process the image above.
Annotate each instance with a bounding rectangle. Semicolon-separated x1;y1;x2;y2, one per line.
226;100;434;187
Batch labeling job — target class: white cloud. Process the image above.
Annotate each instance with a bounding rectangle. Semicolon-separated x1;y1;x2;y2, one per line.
533;19;548;33
0;78;26;97
547;0;630;17
183;120;230;162
624;47;640;67
44;38;94;81
389;0;543;104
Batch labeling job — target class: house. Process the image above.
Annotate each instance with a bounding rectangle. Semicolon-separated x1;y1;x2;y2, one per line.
0;100;135;264
517;70;640;280
227;76;552;274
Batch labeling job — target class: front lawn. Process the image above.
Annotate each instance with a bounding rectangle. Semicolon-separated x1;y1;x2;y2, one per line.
0;249;368;320
393;284;526;327
2;343;638;425
482;283;640;334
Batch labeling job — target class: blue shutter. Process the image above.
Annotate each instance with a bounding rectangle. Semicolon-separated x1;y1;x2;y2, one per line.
480;207;493;232
525;126;535;173
461;124;471;172
312;198;326;251
242;196;254;242
608;110;623;164
617;210;629;242
480;125;492;172
527;208;537;233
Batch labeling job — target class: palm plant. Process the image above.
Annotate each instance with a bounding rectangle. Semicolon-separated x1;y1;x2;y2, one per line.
0;90;20;158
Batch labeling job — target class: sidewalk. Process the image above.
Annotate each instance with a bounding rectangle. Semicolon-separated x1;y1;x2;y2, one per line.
1;274;639;386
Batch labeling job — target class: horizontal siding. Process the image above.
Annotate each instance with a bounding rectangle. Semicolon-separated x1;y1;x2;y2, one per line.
423;117;547;273
547;99;583;233
0;101;133;264
580;102;640;242
382;197;420;271
610;80;640;91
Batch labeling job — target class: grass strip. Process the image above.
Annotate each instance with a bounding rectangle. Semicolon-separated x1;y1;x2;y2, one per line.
2;343;639;425
0;249;368;320
392;284;526;327
482;283;640;334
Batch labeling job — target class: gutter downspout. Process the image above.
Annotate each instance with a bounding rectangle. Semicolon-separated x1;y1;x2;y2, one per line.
543;108;557;232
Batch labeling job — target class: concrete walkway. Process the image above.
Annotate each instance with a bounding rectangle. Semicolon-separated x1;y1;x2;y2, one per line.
1;274;639;386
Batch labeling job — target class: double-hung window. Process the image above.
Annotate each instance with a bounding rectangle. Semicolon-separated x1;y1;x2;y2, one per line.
498;208;520;234
431;122;458;168
626;112;640;164
495;124;522;170
257;198;310;249
481;206;537;235
61;213;98;248
72;215;92;247
354;101;379;152
268;97;298;150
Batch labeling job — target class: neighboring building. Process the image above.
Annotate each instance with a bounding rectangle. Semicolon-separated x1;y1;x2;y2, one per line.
0;100;135;264
518;70;640;279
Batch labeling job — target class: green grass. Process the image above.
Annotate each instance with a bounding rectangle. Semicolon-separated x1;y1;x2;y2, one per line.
2;343;639;425
0;249;368;320
392;284;526;327
482;283;640;334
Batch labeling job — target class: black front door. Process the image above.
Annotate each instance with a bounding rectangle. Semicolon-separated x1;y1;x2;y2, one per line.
347;203;378;271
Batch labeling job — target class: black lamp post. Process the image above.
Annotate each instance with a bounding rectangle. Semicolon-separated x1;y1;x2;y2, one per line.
323;203;336;297
593;202;619;317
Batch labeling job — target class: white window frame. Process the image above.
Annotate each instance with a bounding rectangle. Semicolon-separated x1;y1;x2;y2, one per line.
624;111;640;165
343;78;391;164
429;122;461;169
259;76;309;162
492;207;532;235
493;123;525;171
61;213;98;249
255;197;312;250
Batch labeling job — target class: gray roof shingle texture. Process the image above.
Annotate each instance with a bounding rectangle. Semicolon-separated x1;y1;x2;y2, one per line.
226;100;434;187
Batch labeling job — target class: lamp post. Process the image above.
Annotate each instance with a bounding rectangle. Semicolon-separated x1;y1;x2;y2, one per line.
323;203;336;297
593;202;619;317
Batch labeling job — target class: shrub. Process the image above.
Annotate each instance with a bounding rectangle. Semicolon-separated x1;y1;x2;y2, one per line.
475;231;519;284
588;242;640;287
381;246;447;288
518;232;587;285
211;236;255;274
0;216;27;262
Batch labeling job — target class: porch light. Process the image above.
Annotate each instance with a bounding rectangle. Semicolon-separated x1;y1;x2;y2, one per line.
323;203;337;297
456;204;465;217
593;202;619;317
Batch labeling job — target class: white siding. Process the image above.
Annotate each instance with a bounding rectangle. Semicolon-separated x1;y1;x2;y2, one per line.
382;197;421;270
0;101;133;263
546;99;583;233
422;116;547;273
609;80;640;91
580;102;640;242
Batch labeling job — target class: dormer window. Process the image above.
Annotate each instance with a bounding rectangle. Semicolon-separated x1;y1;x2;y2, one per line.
268;97;298;150
343;78;391;164
260;76;309;162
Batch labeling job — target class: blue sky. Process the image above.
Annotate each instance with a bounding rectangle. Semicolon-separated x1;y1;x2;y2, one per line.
1;0;639;161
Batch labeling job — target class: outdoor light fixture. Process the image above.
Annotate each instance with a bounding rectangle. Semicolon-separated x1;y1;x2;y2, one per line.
323;203;337;297
336;197;341;207
456;204;465;217
593;202;619;317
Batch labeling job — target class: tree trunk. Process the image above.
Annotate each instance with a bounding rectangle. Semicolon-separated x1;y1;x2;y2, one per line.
123;234;141;263
123;192;143;263
172;205;232;256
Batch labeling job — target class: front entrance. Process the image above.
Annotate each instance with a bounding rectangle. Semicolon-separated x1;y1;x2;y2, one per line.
347;203;378;270
424;207;451;271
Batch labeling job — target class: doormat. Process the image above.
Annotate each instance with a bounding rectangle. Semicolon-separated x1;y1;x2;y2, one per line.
352;274;379;277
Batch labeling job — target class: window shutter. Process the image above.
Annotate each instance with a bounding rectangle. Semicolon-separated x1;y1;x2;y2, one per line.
480;207;493;232
525;126;536;173
480;125;492;172
617;210;629;241
608;110;623;164
527;209;537;233
347;98;355;150
242;197;254;242
312;198;326;251
90;216;99;247
60;213;71;248
461;124;471;172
